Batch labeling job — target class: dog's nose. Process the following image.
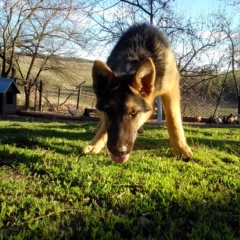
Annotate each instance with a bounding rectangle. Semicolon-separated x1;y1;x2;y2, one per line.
112;145;128;156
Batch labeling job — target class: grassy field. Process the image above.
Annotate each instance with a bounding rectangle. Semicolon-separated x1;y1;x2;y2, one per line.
0;119;239;239
16;56;93;88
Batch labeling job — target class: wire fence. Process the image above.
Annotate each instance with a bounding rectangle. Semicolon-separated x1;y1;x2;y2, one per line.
17;82;96;116
180;74;238;119
16;77;239;121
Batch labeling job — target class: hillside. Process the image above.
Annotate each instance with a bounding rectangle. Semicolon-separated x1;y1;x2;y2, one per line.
16;56;94;91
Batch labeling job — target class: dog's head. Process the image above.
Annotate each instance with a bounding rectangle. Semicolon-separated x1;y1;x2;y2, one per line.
92;58;156;163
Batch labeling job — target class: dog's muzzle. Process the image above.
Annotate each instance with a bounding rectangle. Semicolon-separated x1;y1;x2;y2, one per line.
110;153;129;164
108;144;131;164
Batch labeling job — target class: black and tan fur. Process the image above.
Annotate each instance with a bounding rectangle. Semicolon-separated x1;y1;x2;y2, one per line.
83;24;193;163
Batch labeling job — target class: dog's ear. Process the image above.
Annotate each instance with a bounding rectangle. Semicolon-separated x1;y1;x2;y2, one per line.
92;60;117;98
132;58;156;97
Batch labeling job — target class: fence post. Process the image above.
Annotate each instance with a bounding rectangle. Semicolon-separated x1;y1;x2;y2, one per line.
76;86;81;110
34;83;38;111
57;87;61;112
156;97;163;124
76;81;86;110
38;80;43;112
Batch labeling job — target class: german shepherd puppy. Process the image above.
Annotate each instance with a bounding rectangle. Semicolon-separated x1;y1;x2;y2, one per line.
83;24;193;163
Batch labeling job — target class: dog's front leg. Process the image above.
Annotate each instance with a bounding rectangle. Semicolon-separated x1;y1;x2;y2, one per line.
82;120;108;154
161;84;193;158
93;120;102;134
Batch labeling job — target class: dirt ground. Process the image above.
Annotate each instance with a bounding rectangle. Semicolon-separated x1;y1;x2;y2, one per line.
0;110;239;129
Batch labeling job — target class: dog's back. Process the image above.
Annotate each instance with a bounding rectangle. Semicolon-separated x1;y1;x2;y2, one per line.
107;24;171;87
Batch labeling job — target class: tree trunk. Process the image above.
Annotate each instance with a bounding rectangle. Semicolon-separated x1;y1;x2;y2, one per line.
238;95;240;114
24;86;31;110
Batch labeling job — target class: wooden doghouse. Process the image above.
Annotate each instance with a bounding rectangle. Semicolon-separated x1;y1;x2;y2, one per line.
0;78;20;115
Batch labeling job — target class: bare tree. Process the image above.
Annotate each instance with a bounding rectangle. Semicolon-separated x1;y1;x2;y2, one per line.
213;11;240;113
83;0;176;42
84;1;222;72
0;0;87;109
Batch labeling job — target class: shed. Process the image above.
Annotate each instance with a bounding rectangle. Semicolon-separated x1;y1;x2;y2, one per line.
0;78;20;115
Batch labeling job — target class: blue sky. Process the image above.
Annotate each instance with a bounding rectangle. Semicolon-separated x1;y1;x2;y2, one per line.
175;0;225;15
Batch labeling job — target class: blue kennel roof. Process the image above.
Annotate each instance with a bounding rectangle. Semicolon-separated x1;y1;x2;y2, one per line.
0;78;20;94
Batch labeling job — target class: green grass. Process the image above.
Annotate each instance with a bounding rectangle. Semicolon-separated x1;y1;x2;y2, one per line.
0;120;239;239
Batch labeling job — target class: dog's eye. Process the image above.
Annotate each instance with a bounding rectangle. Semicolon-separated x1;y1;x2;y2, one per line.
130;109;139;117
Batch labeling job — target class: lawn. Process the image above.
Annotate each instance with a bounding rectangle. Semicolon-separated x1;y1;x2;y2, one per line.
0;119;239;239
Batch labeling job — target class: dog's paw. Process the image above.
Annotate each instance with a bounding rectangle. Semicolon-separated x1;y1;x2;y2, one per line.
174;144;193;159
82;145;103;154
181;146;193;158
